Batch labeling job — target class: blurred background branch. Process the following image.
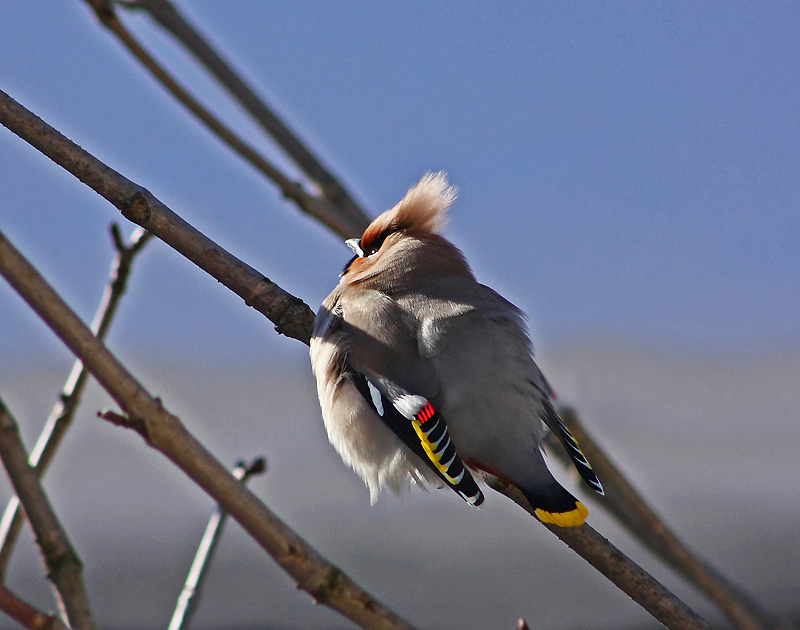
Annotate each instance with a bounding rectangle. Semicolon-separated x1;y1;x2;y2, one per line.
168;457;266;630
551;406;797;630
0;225;151;578
0;224;418;630
488;477;710;630
0;400;94;630
0;583;70;630
115;0;371;233
80;0;369;239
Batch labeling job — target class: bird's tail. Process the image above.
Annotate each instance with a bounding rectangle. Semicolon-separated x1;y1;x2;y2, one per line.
543;404;605;496
520;481;588;527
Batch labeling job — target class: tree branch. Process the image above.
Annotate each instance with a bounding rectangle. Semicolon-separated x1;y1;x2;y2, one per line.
0;225;151;578
488;478;710;630
0;88;316;344
115;0;371;232
552;406;797;630
168;457;266;630
79;0;367;239
0;400;94;630
0;229;419;630
0;583;70;630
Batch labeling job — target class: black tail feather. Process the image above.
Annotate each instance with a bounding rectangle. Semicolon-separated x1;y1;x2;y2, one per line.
543;405;604;496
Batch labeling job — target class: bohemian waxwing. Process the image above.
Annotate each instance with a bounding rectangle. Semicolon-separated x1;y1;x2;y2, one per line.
310;172;604;527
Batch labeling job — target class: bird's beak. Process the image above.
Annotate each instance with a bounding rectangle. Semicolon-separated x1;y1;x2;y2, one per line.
345;238;364;257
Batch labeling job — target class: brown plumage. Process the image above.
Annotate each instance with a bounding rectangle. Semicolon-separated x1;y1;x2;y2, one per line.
310;172;603;525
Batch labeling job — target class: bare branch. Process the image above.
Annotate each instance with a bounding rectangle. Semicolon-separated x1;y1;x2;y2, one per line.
0;88;316;344
168;457;266;630
78;0;366;239
0;230;419;630
0;583;70;630
553;406;797;630
488;478;711;630
0;225;151;577
0;400;94;630
115;0;371;232
1;88;713;629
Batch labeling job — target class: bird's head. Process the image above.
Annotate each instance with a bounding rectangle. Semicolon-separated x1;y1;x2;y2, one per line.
341;172;469;284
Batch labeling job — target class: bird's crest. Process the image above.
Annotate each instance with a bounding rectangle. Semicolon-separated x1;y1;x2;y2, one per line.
390;171;456;234
361;172;456;250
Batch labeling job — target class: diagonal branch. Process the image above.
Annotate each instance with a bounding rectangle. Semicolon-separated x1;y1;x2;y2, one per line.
0;583;70;630
488;478;710;630
0;400;94;630
0;87;317;344
115;0;371;232
0;229;419;630
0;225;151;578
551;406;797;630
79;0;367;239
168;457;266;630
1;88;711;630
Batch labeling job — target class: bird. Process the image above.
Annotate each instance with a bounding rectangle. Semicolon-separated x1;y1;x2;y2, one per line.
310;172;603;527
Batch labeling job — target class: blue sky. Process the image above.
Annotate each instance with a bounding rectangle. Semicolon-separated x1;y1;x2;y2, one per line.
2;2;799;364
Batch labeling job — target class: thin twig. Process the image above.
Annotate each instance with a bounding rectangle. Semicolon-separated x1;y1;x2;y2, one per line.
0;583;70;630
79;0;365;239
0;89;712;629
116;0;371;232
553;406;797;630
0;88;316;344
168;457;266;630
0;400;94;630
0;225;151;577
0;230;419;630
488;478;711;630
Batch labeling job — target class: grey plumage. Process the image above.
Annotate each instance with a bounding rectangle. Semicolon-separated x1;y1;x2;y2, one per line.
310;173;602;525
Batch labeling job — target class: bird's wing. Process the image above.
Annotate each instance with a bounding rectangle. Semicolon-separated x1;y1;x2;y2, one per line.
349;369;484;506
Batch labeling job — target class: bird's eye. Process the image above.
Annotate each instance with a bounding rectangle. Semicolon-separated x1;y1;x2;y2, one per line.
362;229;391;256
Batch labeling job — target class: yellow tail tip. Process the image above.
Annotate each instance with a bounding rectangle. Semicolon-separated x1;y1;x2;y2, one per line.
534;502;588;527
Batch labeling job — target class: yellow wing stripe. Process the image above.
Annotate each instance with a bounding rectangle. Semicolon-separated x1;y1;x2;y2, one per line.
412;419;456;482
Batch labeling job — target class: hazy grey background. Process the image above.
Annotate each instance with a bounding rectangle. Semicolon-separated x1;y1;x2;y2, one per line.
3;348;799;629
1;2;799;629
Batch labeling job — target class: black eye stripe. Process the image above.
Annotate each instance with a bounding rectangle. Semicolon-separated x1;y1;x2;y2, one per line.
361;228;393;257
